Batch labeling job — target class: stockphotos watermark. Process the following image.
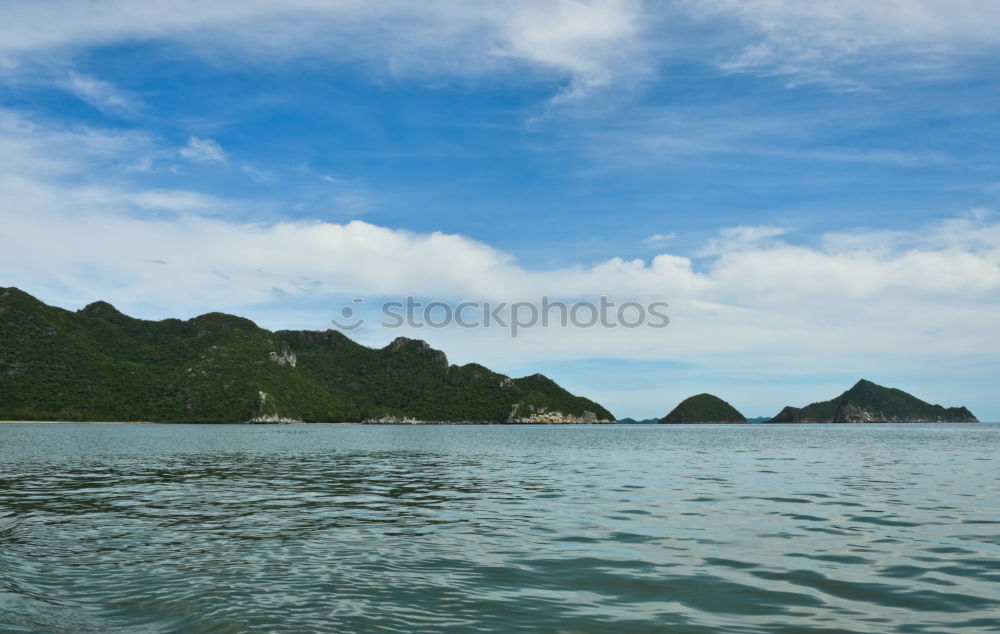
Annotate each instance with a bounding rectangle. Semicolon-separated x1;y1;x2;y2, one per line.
331;296;670;338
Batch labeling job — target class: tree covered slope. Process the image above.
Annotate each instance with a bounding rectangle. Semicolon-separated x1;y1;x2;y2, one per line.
0;288;614;423
767;379;977;423
658;393;747;424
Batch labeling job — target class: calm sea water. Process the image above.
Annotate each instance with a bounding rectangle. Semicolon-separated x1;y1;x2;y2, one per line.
0;423;998;633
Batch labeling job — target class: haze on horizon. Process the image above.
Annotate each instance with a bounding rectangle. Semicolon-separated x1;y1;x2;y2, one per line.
1;1;999;420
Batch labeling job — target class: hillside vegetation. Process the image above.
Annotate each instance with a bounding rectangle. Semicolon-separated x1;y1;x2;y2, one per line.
659;393;746;424
767;379;976;423
0;288;614;423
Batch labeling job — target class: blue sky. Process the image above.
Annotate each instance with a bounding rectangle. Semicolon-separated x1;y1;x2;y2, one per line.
2;1;1000;419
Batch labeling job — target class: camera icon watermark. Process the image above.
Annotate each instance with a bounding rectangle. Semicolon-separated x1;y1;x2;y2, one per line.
332;296;669;338
330;297;365;331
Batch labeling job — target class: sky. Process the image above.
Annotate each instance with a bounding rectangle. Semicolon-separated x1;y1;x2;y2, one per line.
1;0;999;420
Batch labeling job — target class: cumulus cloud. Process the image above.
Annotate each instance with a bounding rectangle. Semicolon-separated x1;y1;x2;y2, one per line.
1;110;999;418
2;106;999;380
4;184;998;380
8;189;995;308
496;0;646;99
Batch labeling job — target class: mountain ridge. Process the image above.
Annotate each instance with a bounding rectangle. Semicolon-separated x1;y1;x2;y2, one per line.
616;417;659;424
0;288;614;424
767;379;977;423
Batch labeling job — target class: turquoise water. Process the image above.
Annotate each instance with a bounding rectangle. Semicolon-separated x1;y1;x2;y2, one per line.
0;423;998;633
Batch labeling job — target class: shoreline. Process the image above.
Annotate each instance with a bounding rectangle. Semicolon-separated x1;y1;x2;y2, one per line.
0;420;362;425
0;420;155;424
1;420;992;426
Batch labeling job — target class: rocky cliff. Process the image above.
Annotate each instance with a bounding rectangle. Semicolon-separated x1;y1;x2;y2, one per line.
362;405;612;425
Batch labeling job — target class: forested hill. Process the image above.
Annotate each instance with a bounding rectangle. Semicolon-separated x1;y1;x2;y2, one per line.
659;393;747;424
767;379;977;423
0;287;614;424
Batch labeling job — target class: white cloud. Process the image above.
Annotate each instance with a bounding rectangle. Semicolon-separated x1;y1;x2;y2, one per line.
496;0;646;100
4;187;999;381
699;225;784;256
1;109;999;417
0;1;651;102
1;0;994;101
2;110;999;363
2;111;999;381
125;189;223;213
178;137;227;163
0;109;157;176
643;232;676;247
687;0;1000;86
56;72;139;115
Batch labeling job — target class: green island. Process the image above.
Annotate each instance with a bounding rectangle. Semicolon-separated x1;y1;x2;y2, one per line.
767;379;978;423
0;288;981;425
0;288;613;424
658;393;747;424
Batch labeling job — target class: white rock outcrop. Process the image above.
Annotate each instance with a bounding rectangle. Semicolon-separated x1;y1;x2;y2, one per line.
267;347;297;367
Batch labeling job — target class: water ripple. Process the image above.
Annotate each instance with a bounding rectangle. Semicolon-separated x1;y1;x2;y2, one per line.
0;422;998;632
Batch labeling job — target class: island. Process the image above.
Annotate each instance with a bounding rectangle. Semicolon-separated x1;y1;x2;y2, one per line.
0;287;614;424
766;379;978;423
658;393;747;424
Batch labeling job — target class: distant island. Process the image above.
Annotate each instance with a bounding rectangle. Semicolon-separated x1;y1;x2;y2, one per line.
619;414;771;424
658;393;747;424
766;379;978;423
0;288;982;426
612;383;978;425
0;288;614;424
616;417;659;424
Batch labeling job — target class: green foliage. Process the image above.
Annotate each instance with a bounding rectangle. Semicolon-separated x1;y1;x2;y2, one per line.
659;393;746;423
768;379;976;423
0;288;614;423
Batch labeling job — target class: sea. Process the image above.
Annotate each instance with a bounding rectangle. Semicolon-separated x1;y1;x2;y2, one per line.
0;423;997;633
